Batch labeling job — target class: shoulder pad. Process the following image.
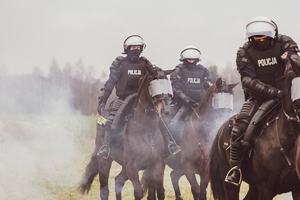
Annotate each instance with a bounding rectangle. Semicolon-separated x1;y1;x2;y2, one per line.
277;34;299;53
140;56;154;67
110;56;125;70
242;41;251;49
176;64;185;69
116;56;125;61
236;45;249;72
196;64;206;70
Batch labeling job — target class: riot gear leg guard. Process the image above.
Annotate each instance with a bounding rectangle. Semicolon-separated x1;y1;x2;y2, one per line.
97;99;123;159
225;100;258;186
158;118;181;158
242;99;278;150
168;105;192;136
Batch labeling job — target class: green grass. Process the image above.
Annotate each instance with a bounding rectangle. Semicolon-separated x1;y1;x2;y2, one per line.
0;114;292;199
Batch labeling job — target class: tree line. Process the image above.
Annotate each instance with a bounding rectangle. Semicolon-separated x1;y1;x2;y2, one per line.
0;59;243;115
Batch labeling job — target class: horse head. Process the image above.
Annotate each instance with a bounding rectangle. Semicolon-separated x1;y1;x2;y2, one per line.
136;65;174;116
283;70;300;124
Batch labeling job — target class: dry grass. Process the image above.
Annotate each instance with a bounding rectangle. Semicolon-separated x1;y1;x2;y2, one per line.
0;114;293;199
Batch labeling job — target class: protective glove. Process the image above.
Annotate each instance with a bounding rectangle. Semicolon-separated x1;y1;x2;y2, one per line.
190;99;199;108
97;102;106;115
275;89;285;99
179;93;190;105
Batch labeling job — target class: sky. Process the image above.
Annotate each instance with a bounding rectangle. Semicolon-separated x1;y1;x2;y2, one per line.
1;0;300;78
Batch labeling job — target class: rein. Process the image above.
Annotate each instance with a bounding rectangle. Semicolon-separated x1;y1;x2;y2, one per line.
282;103;300;123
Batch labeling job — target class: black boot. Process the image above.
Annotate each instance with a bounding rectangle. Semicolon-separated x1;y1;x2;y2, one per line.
225;126;244;186
97;129;113;159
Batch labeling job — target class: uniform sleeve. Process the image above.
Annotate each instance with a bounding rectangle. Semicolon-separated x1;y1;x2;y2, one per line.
99;56;124;103
170;66;184;94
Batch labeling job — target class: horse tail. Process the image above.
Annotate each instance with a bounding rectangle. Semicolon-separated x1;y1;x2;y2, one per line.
78;147;99;195
209;127;225;200
141;168;151;197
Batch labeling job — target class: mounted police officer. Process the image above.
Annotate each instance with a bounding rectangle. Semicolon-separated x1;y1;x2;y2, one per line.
225;16;300;186
97;35;179;159
159;45;212;158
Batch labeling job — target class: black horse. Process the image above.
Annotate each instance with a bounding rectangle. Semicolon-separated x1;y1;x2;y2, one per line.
79;66;174;200
165;78;238;200
209;70;300;200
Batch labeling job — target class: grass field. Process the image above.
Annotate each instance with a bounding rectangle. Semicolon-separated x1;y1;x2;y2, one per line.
0;114;292;199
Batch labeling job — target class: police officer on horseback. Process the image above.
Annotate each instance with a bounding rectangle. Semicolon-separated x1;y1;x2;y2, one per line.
159;45;212;158
97;35;180;159
225;16;300;186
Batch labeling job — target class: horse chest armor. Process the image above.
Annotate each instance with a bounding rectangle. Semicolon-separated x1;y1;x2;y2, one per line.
116;60;146;97
247;41;286;87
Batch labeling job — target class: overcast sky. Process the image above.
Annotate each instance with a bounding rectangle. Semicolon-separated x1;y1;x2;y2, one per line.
1;0;300;77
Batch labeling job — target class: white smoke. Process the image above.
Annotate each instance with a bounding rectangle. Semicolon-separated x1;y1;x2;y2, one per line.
0;74;82;199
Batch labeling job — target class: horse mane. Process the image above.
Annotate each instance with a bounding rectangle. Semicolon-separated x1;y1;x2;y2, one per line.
196;84;216;115
133;72;150;108
282;70;296;93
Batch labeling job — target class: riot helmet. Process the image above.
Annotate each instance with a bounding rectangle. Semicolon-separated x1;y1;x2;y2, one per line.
123;35;146;54
179;45;201;62
246;16;277;39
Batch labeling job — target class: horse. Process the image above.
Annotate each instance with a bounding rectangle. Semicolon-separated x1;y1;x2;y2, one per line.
79;66;174;200
165;78;238;200
209;70;300;200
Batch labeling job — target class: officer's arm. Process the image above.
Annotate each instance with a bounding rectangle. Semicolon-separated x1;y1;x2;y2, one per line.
170;67;191;104
203;67;213;90
99;56;123;104
237;47;283;99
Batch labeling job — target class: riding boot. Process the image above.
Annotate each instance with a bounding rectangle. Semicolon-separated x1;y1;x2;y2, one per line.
168;104;192;136
225;126;245;186
158;118;181;158
97;128;113;159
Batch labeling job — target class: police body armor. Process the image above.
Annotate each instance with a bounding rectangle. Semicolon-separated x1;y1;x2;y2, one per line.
116;59;146;98
180;64;206;102
247;40;285;88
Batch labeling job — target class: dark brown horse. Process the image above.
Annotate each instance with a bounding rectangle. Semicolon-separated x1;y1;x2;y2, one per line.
79;66;174;200
209;70;300;200
165;78;238;200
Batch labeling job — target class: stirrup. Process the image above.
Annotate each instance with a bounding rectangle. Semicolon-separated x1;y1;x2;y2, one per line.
97;145;110;159
224;166;242;186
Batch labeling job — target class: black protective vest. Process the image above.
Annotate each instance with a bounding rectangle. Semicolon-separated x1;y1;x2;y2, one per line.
181;65;206;101
247;41;285;88
116;59;146;98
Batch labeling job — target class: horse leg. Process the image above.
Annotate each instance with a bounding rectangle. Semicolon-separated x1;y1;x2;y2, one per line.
243;186;258;200
257;186;274;200
154;162;165;200
98;158;113;200
142;161;165;200
170;170;184;200
183;163;200;200
292;187;300;200
126;164;143;200
199;164;209;200
115;167;128;200
223;182;240;200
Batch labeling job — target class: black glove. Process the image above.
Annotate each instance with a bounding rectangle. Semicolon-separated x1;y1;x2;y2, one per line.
275;89;285;99
190;99;199;108
179;93;190;105
97;102;106;115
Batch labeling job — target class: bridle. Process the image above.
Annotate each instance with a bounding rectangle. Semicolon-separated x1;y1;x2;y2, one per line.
283;102;300;124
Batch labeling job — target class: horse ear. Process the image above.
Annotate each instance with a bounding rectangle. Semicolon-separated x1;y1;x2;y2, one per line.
228;82;240;90
164;69;175;76
215;78;222;88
